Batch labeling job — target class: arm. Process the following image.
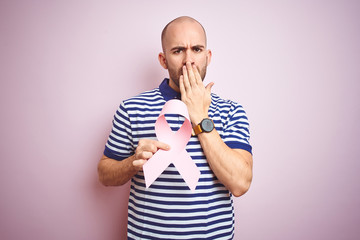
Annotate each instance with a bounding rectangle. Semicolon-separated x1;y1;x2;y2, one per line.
180;62;253;197
197;130;253;197
98;154;138;186
98;139;170;186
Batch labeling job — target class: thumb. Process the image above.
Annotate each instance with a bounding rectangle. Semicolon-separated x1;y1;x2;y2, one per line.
205;82;214;93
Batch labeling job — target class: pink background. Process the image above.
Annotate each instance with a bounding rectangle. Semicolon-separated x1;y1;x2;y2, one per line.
1;1;359;239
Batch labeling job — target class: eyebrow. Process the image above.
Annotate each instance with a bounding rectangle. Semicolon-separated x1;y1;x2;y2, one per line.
170;46;185;52
170;45;205;51
192;45;205;50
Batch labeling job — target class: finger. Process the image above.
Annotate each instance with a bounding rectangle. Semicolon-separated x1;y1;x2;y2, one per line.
139;139;170;153
141;151;154;159
205;82;214;93
137;142;157;153
135;150;153;161
133;159;147;168
179;75;186;97
192;64;203;85
153;140;171;151
182;65;188;81
186;62;196;86
182;65;191;91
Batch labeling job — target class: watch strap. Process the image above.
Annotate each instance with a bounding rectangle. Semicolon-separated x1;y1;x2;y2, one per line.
193;124;203;135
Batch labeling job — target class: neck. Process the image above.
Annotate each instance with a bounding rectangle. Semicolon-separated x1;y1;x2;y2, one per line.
168;78;180;93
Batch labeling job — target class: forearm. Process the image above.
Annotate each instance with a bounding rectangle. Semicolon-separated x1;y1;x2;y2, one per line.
198;129;253;197
97;154;138;186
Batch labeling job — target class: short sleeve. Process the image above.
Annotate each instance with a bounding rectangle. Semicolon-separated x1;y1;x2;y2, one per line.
104;102;135;160
223;103;252;154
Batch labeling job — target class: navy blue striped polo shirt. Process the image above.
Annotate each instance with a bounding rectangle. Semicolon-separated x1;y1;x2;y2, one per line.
104;78;252;239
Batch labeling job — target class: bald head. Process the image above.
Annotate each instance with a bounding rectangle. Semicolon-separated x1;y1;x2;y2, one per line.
161;16;207;52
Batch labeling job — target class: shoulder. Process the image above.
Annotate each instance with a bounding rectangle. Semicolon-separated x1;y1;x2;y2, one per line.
123;88;161;104
120;88;165;110
120;88;165;115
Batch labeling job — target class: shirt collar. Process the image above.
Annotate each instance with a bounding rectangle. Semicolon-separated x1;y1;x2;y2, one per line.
159;78;181;101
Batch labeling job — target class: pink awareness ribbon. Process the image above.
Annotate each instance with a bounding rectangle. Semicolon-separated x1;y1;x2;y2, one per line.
142;99;200;192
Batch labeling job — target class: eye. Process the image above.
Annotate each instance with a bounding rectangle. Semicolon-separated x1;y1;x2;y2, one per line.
173;49;183;54
193;47;202;53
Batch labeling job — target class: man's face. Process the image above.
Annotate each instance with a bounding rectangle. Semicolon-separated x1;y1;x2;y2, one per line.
160;20;211;91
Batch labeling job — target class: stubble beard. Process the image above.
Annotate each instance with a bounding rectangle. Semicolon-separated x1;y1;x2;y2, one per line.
168;63;208;89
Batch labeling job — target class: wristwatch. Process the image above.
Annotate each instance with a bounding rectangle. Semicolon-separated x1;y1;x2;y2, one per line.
193;118;215;136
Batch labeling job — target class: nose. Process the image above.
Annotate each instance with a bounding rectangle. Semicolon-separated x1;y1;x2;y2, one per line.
183;49;195;65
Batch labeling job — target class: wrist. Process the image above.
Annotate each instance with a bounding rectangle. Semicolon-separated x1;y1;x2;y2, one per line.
192;114;209;127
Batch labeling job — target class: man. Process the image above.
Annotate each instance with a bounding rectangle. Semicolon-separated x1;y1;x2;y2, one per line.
98;16;253;239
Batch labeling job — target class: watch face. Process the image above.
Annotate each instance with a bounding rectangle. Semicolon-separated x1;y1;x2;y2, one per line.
201;119;214;132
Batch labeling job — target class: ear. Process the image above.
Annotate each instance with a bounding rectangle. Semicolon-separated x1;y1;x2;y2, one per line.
158;53;168;69
206;49;212;66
